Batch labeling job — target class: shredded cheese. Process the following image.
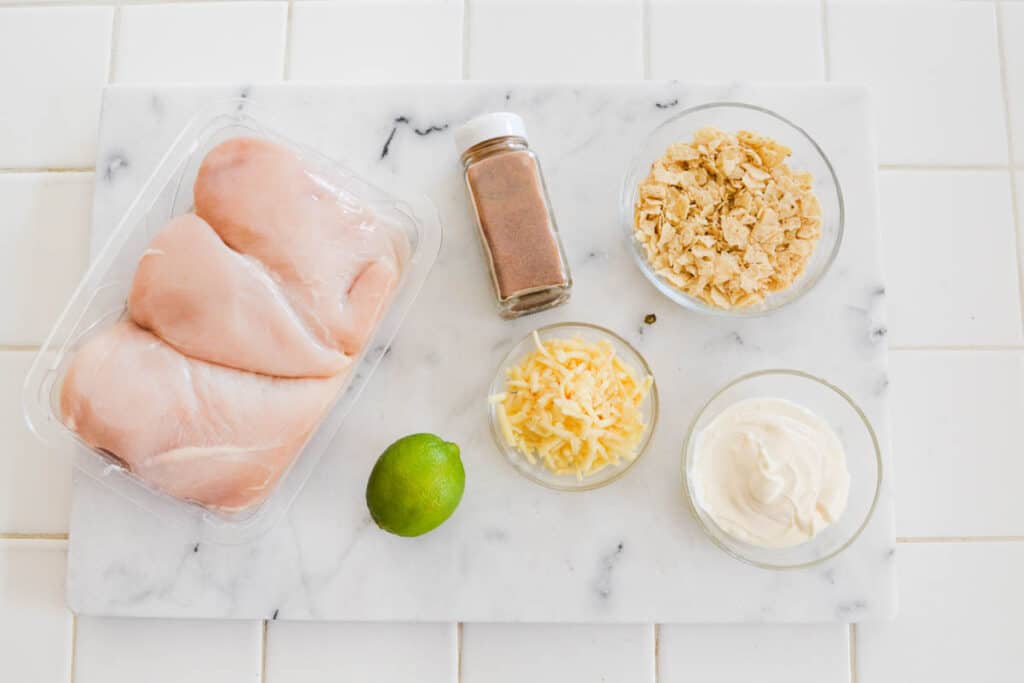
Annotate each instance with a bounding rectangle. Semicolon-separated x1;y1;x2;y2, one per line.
493;332;653;480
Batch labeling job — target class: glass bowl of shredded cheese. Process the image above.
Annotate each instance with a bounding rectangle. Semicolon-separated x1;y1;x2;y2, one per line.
488;322;658;491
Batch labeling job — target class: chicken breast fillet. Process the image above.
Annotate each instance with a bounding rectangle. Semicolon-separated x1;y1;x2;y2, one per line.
194;137;404;355
61;137;406;513
60;322;347;511
128;213;350;378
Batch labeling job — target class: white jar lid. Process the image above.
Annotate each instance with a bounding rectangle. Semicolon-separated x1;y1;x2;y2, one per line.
454;112;528;155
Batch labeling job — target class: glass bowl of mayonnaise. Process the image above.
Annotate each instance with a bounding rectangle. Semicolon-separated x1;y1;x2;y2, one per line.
683;369;882;569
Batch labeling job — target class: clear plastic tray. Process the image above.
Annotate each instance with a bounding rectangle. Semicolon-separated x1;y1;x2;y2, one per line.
22;98;442;544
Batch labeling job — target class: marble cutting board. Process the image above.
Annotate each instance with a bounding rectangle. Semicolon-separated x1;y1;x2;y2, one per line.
66;82;896;622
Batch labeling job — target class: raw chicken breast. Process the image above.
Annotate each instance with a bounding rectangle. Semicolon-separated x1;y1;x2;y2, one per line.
194;137;403;355
60;137;408;513
60;322;346;511
128;213;350;378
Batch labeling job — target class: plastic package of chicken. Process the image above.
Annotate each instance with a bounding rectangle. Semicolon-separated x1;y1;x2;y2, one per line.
22;99;442;543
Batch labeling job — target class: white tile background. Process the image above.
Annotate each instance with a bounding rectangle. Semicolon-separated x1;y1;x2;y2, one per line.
0;0;1021;681
115;2;289;83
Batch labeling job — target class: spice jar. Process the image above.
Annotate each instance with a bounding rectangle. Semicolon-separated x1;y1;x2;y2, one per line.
455;113;572;318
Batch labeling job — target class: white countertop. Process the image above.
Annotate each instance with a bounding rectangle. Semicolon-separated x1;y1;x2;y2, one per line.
1;1;1023;681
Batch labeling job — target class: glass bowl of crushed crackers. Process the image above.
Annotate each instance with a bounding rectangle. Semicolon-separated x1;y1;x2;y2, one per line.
488;322;658;491
622;102;844;316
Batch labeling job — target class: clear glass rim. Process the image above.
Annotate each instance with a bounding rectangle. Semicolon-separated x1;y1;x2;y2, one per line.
681;368;883;570
621;101;846;318
488;321;660;492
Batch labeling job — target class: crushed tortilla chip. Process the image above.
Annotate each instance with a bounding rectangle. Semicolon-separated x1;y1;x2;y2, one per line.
633;126;822;309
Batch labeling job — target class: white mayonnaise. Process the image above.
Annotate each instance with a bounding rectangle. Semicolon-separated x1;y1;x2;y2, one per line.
691;397;850;549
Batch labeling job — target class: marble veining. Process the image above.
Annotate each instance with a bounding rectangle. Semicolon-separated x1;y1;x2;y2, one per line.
68;83;895;622
593;542;626;600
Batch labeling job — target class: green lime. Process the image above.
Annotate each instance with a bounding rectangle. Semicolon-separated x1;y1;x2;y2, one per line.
366;433;465;537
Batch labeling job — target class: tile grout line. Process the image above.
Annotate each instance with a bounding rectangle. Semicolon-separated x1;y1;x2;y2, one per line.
898;535;1024;543
283;0;294;81
107;4;120;85
456;622;463;683
819;0;831;81
890;345;1024;351
848;624;857;683
995;1;1024;337
261;620;269;682
68;615;77;683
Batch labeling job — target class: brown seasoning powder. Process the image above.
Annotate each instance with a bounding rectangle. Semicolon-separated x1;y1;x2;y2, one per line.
467;150;567;299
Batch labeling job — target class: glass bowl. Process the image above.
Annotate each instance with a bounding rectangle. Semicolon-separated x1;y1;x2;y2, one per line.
683;369;882;569
621;102;844;317
488;322;659;491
